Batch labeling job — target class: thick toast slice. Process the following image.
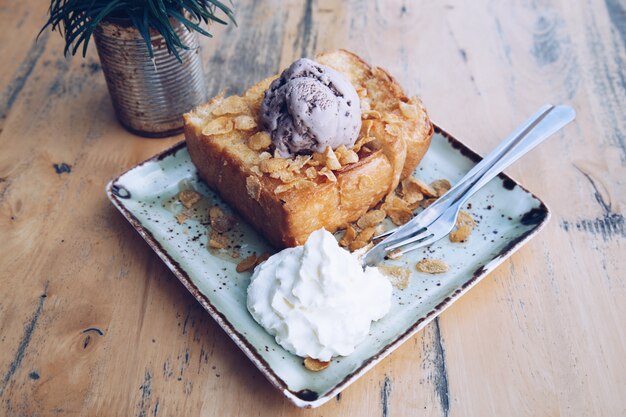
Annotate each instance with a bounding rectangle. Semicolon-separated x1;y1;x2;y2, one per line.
184;50;433;248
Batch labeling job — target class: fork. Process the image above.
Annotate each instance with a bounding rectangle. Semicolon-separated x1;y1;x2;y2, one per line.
361;104;576;268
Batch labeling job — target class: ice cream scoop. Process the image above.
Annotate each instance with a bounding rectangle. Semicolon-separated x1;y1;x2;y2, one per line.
260;58;362;157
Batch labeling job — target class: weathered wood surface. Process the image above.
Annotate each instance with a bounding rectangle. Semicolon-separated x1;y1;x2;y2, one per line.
1;0;624;415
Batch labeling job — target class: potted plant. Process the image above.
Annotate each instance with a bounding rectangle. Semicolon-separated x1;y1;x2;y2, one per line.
40;0;236;137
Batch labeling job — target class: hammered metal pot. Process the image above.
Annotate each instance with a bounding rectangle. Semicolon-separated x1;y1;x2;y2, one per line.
94;19;208;137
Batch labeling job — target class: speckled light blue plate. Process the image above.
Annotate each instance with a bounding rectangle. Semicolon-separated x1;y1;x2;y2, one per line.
106;126;549;408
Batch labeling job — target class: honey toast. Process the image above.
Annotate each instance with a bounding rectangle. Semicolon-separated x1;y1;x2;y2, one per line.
184;49;433;248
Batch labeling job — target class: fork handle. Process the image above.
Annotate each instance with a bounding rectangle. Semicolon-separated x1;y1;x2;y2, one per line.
431;104;562;211
376;104;574;243
364;104;575;267
433;105;554;208
451;104;576;209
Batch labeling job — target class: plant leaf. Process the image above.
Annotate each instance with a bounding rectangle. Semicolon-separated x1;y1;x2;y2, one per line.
38;0;236;58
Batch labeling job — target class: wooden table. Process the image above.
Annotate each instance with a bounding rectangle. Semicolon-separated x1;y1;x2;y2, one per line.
1;0;624;415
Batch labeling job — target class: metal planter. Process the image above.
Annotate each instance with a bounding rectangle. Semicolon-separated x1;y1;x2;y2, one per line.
94;19;207;137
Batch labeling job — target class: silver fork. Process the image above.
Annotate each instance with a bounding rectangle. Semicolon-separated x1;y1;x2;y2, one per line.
361;104;576;268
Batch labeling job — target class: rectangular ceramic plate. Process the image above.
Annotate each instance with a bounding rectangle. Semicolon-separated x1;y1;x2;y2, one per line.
106;126;549;408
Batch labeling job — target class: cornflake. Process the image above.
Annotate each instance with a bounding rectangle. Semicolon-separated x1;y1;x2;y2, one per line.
403;176;437;198
398;179;424;205
335;145;359;165
449;225;472;243
178;190;201;208
306;159;321;167
362;119;374;137
382;112;402;124
349;239;371;251
212;96;249;116
258;151;272;161
384;123;401;136
339;225;357;247
399;101;419;119
362;110;381;119
357;209;386;229
288;155;312;172
346;151;359;164
378;266;410;289
402;190;423;205
260;157;289;174
416;259;449;274
357;226;377;242
360;98;371;111
349;225;377;251
304;166;318;179
450;210;476;242
236;254;258;273
257;252;271;264
353;134;375;153
209;206;236;233
382;194;413;226
311;151;326;165
304;357;330;372
387;209;412;225
202;117;233;136
274;179;312;194
234;115;257;131
383;194;408;209
248;131;271;151
421;198;436;209
270;169;295;183
431;179;452;197
245;175;262;200
250;166;263;176
457;210;476;227
324;146;342;170
175;212;189;224
334;145;348;157
318;167;337;182
208;230;229;249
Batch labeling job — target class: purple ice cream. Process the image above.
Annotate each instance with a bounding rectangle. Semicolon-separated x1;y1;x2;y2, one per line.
260;58;361;157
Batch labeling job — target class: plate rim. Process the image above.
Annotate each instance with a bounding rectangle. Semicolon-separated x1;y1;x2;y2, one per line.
105;124;551;408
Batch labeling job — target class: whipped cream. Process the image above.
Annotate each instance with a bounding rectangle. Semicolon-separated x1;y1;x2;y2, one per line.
246;229;392;361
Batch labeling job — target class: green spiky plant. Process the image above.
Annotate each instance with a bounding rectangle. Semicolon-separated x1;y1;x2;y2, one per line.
40;0;236;61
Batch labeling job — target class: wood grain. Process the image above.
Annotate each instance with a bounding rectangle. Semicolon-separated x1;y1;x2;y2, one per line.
0;0;624;416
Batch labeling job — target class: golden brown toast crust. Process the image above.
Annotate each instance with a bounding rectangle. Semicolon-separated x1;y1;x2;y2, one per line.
184;50;433;248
